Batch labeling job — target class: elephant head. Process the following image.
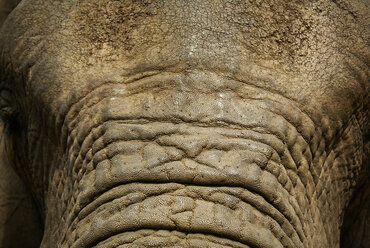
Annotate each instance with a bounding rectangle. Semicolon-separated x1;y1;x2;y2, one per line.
0;0;368;247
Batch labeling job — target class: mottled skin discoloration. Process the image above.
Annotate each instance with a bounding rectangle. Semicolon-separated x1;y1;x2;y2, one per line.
0;0;368;247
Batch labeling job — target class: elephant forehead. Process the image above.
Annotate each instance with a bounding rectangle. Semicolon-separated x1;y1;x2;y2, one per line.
4;0;367;64
0;0;367;123
67;0;308;60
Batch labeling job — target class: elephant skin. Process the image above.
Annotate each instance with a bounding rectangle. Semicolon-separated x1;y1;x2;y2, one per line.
0;126;43;248
0;1;43;248
0;0;369;247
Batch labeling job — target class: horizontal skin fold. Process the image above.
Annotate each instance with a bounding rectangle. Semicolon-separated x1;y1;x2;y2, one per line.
72;123;306;239
44;71;327;248
94;229;252;248
71;184;288;248
38;70;366;248
76;183;299;248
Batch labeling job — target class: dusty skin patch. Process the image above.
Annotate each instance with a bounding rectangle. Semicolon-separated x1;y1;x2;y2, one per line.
73;0;155;51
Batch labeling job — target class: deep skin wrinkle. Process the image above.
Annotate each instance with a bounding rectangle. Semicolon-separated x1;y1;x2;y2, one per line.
0;0;368;247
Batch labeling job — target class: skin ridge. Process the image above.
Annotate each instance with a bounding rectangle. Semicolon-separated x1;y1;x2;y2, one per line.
95;229;252;248
60;71;318;178
60;119;308;246
90;228;254;248
59;104;366;246
71;183;299;247
94;229;251;248
69;185;291;248
50;71;323;247
67;120;298;210
58;69;317;139
66;121;299;194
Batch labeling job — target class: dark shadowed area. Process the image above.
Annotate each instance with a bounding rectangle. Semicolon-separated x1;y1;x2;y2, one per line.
0;1;43;247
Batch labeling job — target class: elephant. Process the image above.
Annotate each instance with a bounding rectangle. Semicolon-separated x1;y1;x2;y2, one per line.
0;0;368;247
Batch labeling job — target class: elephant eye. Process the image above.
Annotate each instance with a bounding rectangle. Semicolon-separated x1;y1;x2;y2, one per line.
0;88;18;126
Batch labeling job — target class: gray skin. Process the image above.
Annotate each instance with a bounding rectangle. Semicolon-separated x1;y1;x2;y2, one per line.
0;0;369;247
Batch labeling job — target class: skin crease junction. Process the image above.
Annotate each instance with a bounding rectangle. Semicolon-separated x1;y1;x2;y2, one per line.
0;0;368;247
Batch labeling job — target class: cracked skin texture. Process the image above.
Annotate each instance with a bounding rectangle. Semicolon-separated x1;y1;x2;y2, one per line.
0;0;368;247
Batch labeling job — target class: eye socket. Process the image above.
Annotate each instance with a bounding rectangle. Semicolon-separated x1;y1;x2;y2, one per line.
0;88;17;124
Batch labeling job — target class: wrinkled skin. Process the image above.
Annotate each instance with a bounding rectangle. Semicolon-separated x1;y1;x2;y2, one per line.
0;0;369;247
